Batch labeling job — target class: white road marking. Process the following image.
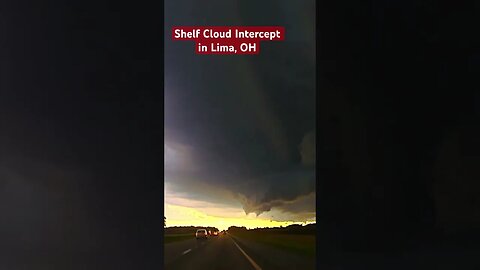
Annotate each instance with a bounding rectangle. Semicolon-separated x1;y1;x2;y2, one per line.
230;236;262;270
182;249;192;255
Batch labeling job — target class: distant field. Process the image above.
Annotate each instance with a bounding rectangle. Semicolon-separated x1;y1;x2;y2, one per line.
164;233;194;244
231;232;315;257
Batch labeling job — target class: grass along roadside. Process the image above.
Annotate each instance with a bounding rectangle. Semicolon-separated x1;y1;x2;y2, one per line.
164;233;194;244
230;232;315;257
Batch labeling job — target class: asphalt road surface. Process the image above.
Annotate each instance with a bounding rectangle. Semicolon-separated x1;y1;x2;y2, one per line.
165;233;315;270
165;234;259;270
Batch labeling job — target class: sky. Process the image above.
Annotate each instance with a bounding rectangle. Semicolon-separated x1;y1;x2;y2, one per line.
164;0;316;230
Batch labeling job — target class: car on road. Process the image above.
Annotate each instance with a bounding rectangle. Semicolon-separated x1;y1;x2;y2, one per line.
195;229;208;240
212;231;218;236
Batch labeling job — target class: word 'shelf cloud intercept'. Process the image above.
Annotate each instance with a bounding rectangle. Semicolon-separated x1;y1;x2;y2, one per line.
172;26;285;55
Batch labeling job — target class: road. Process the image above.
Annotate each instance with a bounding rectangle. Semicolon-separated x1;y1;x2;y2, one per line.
165;234;258;270
164;233;315;270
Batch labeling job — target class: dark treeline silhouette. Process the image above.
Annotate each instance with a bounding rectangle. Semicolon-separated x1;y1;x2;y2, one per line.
165;226;219;235
228;224;316;235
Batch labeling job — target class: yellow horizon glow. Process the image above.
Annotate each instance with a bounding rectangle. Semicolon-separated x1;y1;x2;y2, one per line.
164;203;310;231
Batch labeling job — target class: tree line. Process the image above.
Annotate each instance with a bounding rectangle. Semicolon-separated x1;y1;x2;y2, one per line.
228;223;316;234
164;226;220;235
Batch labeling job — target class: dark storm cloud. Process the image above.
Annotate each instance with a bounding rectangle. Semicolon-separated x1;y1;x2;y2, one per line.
236;168;315;216
165;0;315;219
279;192;316;214
300;131;316;166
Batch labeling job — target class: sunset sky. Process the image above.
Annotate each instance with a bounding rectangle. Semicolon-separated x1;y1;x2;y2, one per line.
164;0;316;231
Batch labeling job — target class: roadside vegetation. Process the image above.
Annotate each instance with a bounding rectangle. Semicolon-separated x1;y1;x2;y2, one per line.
228;224;316;257
164;233;194;244
164;226;220;244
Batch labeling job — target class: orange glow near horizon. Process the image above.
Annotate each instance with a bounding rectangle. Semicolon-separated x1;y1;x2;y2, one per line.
164;203;313;231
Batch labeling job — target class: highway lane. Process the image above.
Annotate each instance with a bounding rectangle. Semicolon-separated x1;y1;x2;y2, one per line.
229;234;315;270
165;234;257;270
164;238;199;265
